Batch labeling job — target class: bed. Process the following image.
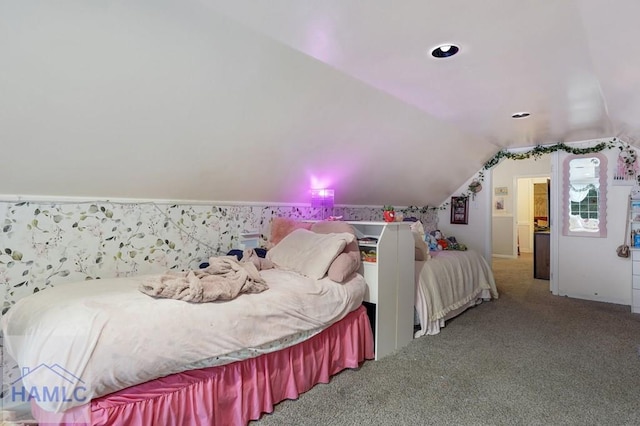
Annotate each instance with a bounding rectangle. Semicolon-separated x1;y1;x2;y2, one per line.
1;224;374;425
413;249;499;337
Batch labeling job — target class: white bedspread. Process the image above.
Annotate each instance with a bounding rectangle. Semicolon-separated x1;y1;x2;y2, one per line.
2;269;366;413
414;250;498;337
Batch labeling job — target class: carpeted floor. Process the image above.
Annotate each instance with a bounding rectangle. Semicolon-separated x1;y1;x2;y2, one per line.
254;254;640;425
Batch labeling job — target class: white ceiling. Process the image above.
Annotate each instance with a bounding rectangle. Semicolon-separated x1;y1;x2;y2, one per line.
2;0;639;207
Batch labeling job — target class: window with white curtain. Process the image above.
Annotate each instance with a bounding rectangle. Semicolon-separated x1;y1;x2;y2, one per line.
569;186;598;219
563;154;607;237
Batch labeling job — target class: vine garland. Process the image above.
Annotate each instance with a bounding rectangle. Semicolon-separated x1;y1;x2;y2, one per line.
401;137;635;214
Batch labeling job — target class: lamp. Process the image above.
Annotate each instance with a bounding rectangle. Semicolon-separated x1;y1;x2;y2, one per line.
310;189;334;219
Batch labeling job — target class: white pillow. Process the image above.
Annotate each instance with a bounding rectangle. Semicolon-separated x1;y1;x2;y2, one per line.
266;228;356;279
410;220;431;261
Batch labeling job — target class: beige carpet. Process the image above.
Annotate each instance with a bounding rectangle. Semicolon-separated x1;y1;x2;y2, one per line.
255;253;640;425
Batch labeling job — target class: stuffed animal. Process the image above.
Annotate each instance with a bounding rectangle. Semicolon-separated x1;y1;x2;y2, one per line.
426;233;439;251
442;235;468;251
429;230;446;251
427;230;468;251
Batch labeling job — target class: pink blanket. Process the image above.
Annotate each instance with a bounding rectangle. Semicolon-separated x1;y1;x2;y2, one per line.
139;250;271;302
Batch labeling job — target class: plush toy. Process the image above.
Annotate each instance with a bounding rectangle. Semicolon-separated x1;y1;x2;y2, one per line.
442;235;468;251
429;230;446;251
427;230;468;251
426;233;439;251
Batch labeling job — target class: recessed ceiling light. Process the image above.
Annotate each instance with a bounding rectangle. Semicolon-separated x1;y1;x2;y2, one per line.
431;44;459;58
511;112;531;119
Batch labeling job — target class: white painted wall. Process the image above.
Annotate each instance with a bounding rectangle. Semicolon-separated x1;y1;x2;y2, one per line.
517;178;532;253
437;174;492;261
557;148;632;305
492;216;514;257
440;144;634;308
0;0;498;207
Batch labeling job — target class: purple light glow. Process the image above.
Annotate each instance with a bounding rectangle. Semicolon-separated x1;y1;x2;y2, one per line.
310;188;334;208
309;175;333;190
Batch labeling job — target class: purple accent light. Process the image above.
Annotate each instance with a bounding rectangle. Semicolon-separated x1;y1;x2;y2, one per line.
310;189;334;208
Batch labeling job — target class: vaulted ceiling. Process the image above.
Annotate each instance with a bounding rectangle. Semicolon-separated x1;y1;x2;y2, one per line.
2;1;639;207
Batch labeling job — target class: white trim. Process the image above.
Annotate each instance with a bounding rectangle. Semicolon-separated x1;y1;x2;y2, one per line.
0;194;308;206
505;138;616;154
483;172;493;262
0;194;380;208
549;152;560;295
0;195;422;210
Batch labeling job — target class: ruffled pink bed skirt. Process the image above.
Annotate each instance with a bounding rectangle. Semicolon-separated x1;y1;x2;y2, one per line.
31;305;374;426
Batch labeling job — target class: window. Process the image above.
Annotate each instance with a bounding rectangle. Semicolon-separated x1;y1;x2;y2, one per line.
563;153;607;238
570;186;599;219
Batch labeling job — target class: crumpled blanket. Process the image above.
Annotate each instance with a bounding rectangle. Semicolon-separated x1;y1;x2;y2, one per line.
139;249;273;302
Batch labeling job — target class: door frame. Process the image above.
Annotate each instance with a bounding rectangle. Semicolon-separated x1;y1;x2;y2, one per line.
488;154;558;295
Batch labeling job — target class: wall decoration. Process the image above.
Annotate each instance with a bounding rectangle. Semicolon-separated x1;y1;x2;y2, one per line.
613;147;639;185
494;186;509;196
495;197;505;211
467;179;483;200
450;197;469;224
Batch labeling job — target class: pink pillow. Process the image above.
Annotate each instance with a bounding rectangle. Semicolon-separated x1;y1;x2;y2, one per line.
327;252;360;282
268;217;313;249
310;221;361;283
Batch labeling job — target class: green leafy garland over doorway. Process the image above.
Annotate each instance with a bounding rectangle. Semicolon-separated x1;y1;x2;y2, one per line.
403;137;635;214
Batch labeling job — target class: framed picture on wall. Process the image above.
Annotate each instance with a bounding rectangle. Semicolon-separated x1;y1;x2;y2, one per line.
450;196;469;224
494;186;509;196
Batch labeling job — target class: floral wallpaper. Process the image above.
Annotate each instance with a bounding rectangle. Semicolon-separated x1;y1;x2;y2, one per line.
0;199;438;398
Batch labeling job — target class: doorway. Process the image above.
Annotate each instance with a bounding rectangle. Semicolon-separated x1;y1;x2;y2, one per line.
490;156;553;287
515;176;550;256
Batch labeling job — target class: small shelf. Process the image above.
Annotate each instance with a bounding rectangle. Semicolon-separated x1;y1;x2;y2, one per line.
348;221;414;360
358;242;378;248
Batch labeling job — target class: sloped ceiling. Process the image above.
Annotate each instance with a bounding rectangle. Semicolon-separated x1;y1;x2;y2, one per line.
2;0;639;207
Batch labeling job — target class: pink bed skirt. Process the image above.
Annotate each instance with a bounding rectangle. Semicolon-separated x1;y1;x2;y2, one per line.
32;305;374;426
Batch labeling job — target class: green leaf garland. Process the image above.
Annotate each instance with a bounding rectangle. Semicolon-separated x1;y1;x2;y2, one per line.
404;138;632;213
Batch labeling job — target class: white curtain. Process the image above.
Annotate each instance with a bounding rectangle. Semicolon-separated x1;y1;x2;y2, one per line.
569;183;598;202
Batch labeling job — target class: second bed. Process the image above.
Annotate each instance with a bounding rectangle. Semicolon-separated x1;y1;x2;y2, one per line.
414;249;499;337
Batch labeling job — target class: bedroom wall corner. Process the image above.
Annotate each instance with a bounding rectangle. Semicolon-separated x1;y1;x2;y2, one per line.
436;175;492;262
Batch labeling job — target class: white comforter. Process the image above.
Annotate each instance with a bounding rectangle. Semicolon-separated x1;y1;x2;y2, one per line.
414;250;498;337
2;269;366;413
